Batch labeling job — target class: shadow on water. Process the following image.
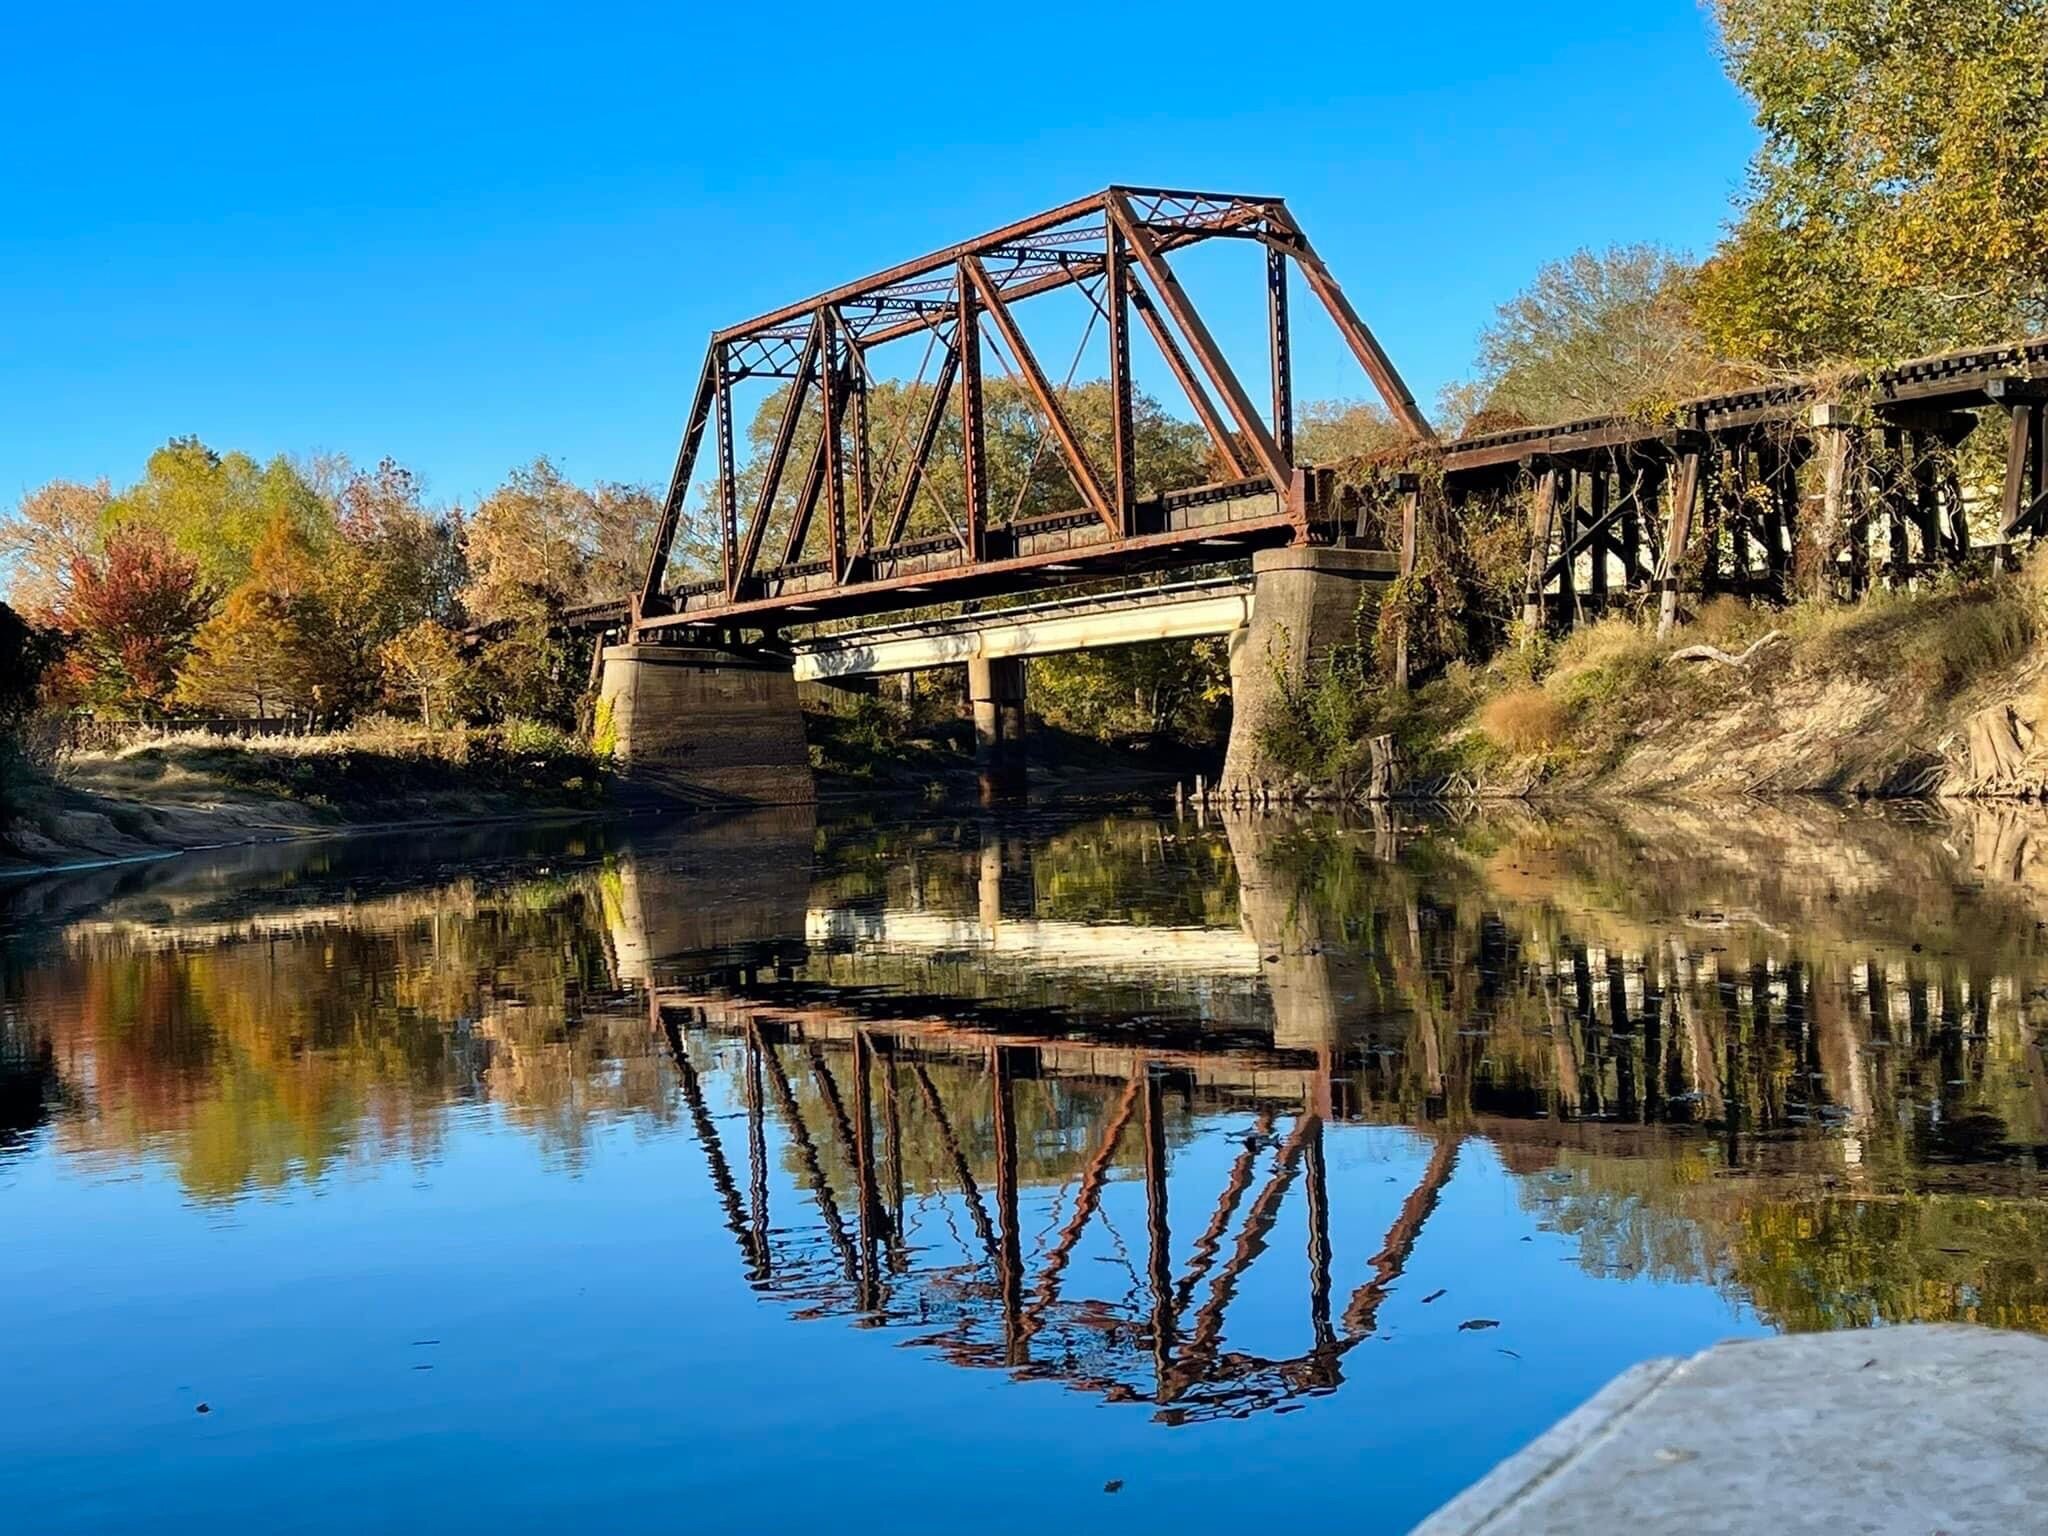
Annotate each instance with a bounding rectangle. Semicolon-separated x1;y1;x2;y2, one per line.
6;794;2048;1454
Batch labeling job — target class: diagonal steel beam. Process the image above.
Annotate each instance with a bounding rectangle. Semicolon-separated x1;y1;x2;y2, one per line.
1340;1134;1459;1337
1023;1070;1141;1334
820;309;847;579
962;255;1117;535
1110;191;1291;495
737;314;823;587
639;347;719;618
1267;202;1436;443
883;347;960;549
1129;277;1250;480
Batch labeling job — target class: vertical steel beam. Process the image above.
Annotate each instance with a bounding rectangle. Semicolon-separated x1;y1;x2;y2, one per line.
1110;192;1292;495
1143;1068;1173;1384
1267;245;1294;467
957;265;987;561
714;345;739;600
1303;1114;1332;1353
1105;222;1137;532
820;308;846;579
639;347;719;619
851;350;873;556
991;1045;1023;1363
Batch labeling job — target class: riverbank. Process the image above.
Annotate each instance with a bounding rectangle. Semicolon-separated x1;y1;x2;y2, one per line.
1285;566;2048;801
0;720;607;876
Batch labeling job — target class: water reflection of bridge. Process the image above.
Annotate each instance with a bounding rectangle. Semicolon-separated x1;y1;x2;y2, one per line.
653;985;1455;1423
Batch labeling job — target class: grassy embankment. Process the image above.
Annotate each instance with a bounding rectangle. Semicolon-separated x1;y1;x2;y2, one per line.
1;717;604;872
1271;562;2048;799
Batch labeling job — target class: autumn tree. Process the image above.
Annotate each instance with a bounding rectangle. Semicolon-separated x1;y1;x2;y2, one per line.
462;458;606;722
1459;245;1724;425
379;620;469;728
59;525;216;712
174;513;322;719
1696;0;2048;366
305;458;467;717
1030;638;1231;744
1;479;111;620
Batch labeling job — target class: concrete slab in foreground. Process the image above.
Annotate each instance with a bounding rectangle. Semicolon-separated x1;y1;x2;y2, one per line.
1414;1325;2048;1535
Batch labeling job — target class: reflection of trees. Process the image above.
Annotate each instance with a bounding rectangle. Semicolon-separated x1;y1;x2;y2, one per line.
1236;801;2048;1338
17;872;677;1201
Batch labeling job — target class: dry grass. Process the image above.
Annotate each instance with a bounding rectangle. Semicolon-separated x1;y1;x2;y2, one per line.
1479;687;1569;755
65;716;600;811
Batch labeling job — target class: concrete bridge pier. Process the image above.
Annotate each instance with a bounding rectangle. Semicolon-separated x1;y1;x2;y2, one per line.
969;655;1028;799
1221;546;1396;795
598;643;815;806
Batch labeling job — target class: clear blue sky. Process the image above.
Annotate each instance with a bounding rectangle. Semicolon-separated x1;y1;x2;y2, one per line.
1;1;1756;511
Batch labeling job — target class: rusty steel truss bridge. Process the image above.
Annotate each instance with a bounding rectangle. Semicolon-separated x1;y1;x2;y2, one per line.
616;186;1434;639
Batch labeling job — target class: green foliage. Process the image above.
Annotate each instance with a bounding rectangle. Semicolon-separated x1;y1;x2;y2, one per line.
1030;637;1229;744
107;438;329;592
1469;245;1725;422
1698;0;2048;365
1257;613;1382;790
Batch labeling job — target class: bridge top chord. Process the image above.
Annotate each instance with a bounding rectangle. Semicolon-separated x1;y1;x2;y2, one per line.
630;186;1435;639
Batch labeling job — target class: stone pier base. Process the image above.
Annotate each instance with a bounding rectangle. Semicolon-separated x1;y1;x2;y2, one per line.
1221;545;1397;793
597;643;814;806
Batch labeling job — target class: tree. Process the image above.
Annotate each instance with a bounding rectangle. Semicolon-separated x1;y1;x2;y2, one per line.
60;525;215;712
107;438;329;591
586;480;663;601
1696;0;2048;366
1467;245;1723;423
1031;638;1232;744
1;479;110;620
379;620;469;728
306;458;467;718
174;513;321;719
462;458;602;722
1295;401;1406;464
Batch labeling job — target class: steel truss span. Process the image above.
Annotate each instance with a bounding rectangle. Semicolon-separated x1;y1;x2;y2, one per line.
631;186;1432;637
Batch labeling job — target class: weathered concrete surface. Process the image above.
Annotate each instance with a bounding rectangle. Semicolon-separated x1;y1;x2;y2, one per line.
968;654;1027;797
1415;1325;2048;1535
1221;545;1397;794
598;643;814;806
793;581;1252;680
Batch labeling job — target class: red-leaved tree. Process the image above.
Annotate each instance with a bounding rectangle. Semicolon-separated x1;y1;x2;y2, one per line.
60;526;216;712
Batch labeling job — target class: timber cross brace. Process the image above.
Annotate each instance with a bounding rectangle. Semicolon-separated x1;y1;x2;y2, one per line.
1446;334;2048;637
630;186;1434;638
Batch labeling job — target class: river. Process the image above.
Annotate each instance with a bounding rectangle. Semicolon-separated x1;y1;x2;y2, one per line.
4;798;2046;1533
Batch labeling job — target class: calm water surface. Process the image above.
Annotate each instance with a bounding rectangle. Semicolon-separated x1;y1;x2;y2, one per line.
5;799;2048;1533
